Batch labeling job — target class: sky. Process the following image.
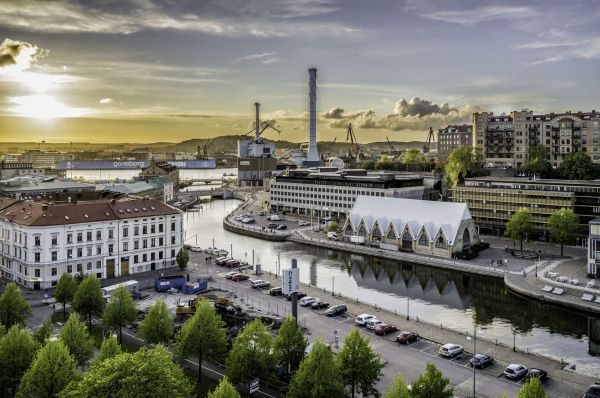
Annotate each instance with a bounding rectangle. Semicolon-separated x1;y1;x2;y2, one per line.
0;0;599;143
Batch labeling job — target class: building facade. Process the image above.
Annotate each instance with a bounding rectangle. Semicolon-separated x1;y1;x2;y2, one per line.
269;168;428;219
0;197;183;290
342;196;479;258
473;110;600;168
451;176;600;242
588;218;600;277
139;160;179;188
437;124;472;162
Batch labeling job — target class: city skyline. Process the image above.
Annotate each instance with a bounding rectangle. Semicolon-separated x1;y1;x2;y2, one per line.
1;0;600;143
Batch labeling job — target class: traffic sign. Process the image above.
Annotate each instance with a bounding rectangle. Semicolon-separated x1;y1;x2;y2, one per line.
281;267;299;295
249;378;260;393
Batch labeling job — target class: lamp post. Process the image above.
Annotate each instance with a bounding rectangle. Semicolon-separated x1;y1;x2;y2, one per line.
406;298;410;320
467;327;481;398
511;326;517;352
332;276;335;296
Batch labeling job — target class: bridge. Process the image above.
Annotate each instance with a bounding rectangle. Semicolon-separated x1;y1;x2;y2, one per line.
179;177;237;187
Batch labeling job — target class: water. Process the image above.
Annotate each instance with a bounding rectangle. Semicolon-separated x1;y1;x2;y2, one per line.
185;199;600;378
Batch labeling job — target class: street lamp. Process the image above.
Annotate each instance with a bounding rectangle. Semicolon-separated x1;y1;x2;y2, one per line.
466;327;482;398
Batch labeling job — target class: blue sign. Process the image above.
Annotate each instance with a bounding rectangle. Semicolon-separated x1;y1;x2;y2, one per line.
55;159;216;170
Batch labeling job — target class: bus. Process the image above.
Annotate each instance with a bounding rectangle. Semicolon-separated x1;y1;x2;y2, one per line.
101;280;139;300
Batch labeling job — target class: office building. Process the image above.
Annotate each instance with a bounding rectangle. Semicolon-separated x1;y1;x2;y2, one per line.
473;110;600;168
269;168;428;219
0;196;183;290
343;196;479;257
438;124;472;162
451;176;600;242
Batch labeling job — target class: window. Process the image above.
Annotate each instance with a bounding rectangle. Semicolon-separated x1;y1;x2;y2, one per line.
34;252;40;263
159;251;163;259
67;264;72;273
171;236;176;244
96;261;102;269
143;253;147;262
159;224;164;233
67;249;73;259
96;246;102;255
51;267;57;276
171;222;176;232
151;224;156;234
35;269;40;277
151;238;156;247
150;252;155;261
77;232;83;243
435;236;447;249
123;227;129;237
171;249;175;258
77;263;82;272
159;237;163;246
108;244;114;254
123;242;129;252
67;233;73;244
51;251;57;261
86;231;92;241
34;236;41;246
142;225;148;234
418;234;429;246
87;262;92;271
134;226;139;236
51;235;58;246
77;248;83;258
134;255;139;264
96;230;102;240
134;240;139;250
87;247;92;256
108;229;114;239
143;239;148;249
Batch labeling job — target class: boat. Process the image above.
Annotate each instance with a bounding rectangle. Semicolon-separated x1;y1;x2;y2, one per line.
193;204;203;210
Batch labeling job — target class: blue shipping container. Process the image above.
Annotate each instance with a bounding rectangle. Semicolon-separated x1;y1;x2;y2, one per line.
182;280;208;294
155;275;186;292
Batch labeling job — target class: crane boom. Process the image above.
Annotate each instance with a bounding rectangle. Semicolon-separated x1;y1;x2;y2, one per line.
422;126;435;154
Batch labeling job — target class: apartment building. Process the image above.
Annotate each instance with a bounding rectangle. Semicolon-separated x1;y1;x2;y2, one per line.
269;168;428;220
437;124;472;162
451;176;600;242
473;110;600;168
0;196;183;290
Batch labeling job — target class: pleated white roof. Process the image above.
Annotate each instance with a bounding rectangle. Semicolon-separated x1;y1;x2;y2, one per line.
347;196;472;244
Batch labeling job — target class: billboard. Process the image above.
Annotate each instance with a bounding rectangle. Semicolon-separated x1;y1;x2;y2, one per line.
55;159;217;170
281;268;299;295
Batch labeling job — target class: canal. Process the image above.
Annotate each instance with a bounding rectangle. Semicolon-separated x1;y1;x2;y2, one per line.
185;199;600;377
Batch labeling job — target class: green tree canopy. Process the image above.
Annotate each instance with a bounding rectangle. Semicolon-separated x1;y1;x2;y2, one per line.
95;335;122;364
0;282;32;328
17;340;77;398
71;275;104;330
206;377;241;398
33;319;54;345
410;363;453;398
505;207;534;251
287;339;346;398
384;374;411;398
403;149;424;165
55;273;78;320
177;247;190;270
102;286;138;345
337;327;383;398
226;319;276;385
60;346;193;398
558;151;596;180
444;146;482;188
59;314;95;368
0;325;38;397
375;155;393;171
523;145;552;177
362;160;376;170
176;299;227;385
325;222;340;234
549;208;580;256
274;316;307;377
517;377;548;398
139;299;173;345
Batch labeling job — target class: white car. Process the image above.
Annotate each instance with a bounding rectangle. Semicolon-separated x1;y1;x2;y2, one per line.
299;296;318;306
355;314;376;326
189;246;202;252
299;221;310;226
218;249;228;256
225;271;238;279
504;364;528;379
366;319;384;330
439;343;463;358
205;247;216;254
251;280;271;289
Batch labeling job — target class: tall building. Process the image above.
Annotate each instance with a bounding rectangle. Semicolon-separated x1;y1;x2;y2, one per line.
473;110;600;168
0;196;183;290
437;124;472;162
451;176;600;242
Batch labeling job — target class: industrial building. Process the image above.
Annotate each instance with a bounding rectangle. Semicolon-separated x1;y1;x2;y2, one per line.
0;196;183;290
473;110;600;168
269;168;430;219
343;196;479;258
451;176;600;242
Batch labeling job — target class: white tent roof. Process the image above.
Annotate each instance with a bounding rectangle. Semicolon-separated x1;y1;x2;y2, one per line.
348;196;472;244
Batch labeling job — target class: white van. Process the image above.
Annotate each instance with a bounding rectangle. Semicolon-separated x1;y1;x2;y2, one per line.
327;232;339;240
268;215;281;221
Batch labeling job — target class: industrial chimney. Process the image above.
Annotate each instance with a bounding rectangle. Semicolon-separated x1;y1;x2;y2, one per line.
254;102;260;142
306;68;320;163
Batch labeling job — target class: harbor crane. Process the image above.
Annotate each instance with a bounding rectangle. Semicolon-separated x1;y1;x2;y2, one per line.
346;123;362;158
321;137;337;160
386;136;395;153
422;126;435;154
196;139;215;160
242;121;281;142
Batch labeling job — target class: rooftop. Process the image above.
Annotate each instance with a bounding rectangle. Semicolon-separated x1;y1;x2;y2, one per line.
465;176;600;187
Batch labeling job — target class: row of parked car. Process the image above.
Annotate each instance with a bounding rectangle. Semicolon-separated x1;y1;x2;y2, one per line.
215;256;249;269
235;213;255;224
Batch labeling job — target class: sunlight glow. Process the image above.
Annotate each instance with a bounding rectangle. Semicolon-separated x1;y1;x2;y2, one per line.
9;95;89;119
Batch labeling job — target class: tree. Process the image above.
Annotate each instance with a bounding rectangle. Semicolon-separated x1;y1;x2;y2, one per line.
287;339;346;398
60;346;193;398
325;222;340;234
95;335;122;364
227;319;276;385
0;282;32;328
337;327;384;398
403;149;424;165
33;319;54;345
517;377;548;398
71;275;104;331
274;316;307;377
177;247;190;270
207;377;240;398
523;145;551;177
549;208;580;256
59;314;95;367
176;299;227;385
444;146;482;187
410;362;453;398
384;374;411;398
139;299;173;345
558;152;595;180
505;207;534;251
54;273;77;320
375;156;393;171
362;160;376;170
0;325;37;397
102;286;138;346
17;340;77;398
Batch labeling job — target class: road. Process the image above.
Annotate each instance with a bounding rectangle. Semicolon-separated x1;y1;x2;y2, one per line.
204;263;588;398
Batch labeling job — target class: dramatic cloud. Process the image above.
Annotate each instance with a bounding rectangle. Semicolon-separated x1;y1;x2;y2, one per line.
0;38;41;71
99;98;113;104
325;97;479;132
420;5;536;26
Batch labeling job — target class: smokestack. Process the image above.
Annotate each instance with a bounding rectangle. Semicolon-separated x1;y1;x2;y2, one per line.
254;102;260;141
306;68;319;162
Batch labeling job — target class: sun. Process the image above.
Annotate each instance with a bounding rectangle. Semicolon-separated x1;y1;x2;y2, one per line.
10;95;88;119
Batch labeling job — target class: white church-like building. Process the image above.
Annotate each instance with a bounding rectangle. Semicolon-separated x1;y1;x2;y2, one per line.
342;196;479;258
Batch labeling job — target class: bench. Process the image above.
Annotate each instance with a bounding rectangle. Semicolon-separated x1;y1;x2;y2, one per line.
551;288;564;295
541;285;553;292
581;294;594;302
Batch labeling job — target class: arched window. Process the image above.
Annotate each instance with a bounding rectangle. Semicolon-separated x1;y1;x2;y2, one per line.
344;222;354;235
371;224;382;240
402;230;412;242
463;228;471;246
358;223;368;237
418;233;429;246
387;226;397;239
435;236;447;249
